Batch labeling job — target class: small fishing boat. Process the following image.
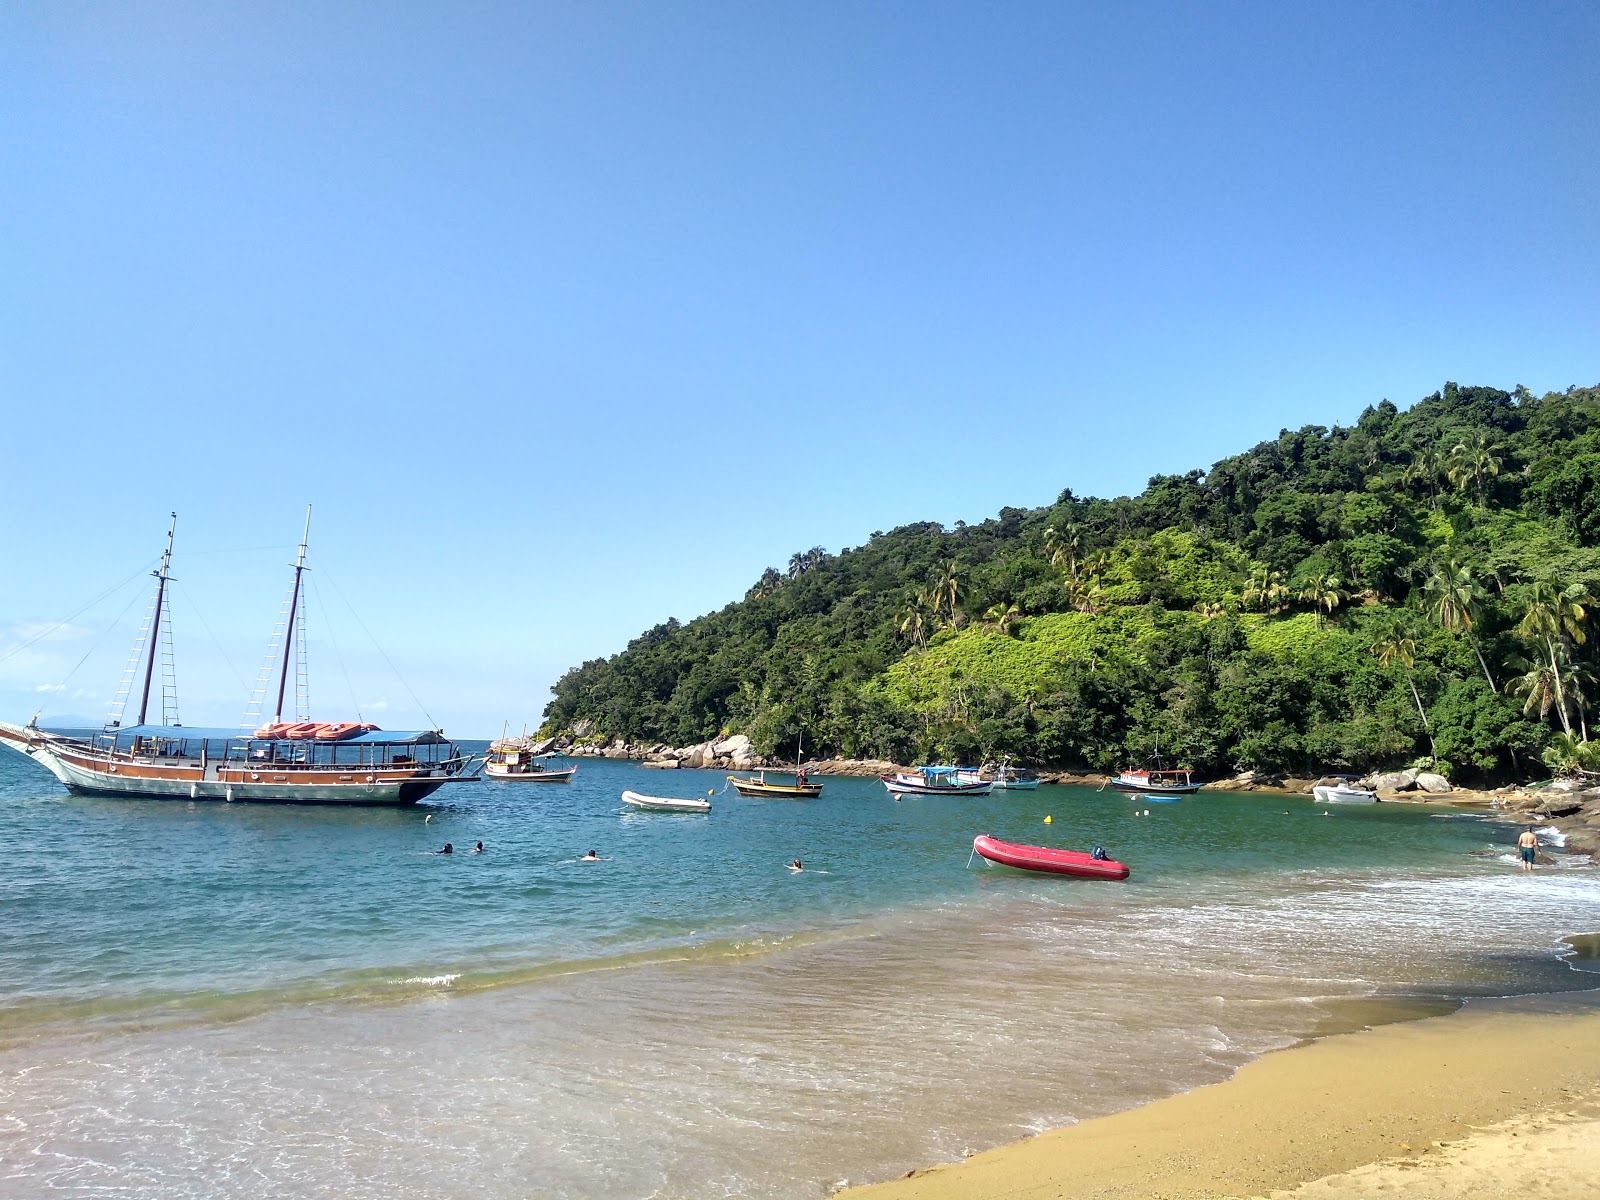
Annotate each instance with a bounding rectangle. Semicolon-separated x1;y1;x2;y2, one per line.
972;834;1130;880
882;766;992;796
957;757;1040;790
621;790;711;813
485;742;577;782
1107;768;1201;799
727;770;822;798
1312;779;1378;804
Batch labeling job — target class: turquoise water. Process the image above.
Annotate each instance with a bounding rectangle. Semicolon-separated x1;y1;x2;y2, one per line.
0;749;1548;1028
2;746;1598;1197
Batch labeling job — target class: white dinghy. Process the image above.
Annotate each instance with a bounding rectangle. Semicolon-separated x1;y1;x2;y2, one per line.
621;790;711;814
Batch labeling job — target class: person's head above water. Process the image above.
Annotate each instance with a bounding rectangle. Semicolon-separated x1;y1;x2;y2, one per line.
439;843;453;854
474;841;484;852
582;849;598;859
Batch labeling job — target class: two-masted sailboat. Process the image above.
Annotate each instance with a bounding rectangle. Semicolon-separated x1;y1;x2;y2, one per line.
0;512;477;806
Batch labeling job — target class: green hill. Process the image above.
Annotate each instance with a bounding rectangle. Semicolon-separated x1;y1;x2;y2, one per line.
544;382;1600;784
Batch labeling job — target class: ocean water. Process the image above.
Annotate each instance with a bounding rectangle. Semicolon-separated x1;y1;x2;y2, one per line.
1;749;1597;1198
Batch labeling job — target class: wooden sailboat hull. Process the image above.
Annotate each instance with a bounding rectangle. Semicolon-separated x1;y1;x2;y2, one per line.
726;775;822;798
0;722;464;806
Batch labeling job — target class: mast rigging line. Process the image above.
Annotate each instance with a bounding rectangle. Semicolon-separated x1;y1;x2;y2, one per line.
174;579;251;700
315;563;438;731
0;559;161;667
41;580;153;708
305;572;364;724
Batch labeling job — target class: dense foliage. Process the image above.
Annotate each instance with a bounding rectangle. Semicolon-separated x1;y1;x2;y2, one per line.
545;383;1600;784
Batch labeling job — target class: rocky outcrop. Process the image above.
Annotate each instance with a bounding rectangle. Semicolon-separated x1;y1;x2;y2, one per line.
1371;769;1418;792
1414;772;1452;793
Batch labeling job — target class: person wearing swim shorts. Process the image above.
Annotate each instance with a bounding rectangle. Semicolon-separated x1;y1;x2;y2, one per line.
1517;826;1538;872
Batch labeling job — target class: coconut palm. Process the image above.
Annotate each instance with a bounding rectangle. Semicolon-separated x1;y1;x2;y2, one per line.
1509;653;1567;734
897;592;933;650
1042;524;1081;578
1405;444;1444;507
930;560;962;629
1446;433;1502;507
1373;631;1433;749
1299;573;1344;628
1541;730;1597;779
1422;560;1496;691
1517;581;1594;735
1243;566;1289;614
983;602;1023;637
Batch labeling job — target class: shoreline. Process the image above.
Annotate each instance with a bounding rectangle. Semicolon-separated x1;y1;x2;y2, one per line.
841;987;1600;1199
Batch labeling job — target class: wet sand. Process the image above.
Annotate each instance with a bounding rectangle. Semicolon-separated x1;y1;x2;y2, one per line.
843;991;1600;1200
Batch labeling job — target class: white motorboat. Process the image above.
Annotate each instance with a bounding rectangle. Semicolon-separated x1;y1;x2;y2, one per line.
621;789;711;813
1312;782;1378;804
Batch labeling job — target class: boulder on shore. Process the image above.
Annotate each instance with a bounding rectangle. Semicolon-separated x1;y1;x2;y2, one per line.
1414;771;1452;793
1371;769;1418;792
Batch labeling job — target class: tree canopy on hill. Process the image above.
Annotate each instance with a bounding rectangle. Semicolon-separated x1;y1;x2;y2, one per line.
544;382;1600;784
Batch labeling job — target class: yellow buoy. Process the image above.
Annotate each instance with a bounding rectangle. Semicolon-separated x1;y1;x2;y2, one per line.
1043;815;1052;824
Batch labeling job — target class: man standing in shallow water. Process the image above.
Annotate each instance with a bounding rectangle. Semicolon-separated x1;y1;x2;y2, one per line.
1517;826;1539;871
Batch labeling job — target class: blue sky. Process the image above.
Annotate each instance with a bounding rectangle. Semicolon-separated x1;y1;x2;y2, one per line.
2;1;1596;735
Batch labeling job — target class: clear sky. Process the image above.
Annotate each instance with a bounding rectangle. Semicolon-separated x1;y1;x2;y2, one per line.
2;1;1596;736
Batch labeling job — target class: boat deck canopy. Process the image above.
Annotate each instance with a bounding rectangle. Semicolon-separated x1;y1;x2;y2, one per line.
102;724;448;745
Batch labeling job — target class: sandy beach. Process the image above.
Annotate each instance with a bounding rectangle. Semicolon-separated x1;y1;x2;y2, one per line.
844;990;1600;1200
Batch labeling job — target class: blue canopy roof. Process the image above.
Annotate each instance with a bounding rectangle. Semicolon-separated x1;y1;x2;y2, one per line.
104;724;446;745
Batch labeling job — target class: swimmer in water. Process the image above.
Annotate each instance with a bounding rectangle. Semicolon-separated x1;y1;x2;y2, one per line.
425;813;432;824
472;841;484;854
790;858;803;872
581;849;599;861
436;842;453;855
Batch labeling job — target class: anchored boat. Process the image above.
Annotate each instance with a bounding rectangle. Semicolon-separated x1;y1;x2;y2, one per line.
485;737;577;782
1106;767;1201;799
972;834;1130;880
621;790;711;813
882;766;992;796
727;770;822;798
0;511;476;806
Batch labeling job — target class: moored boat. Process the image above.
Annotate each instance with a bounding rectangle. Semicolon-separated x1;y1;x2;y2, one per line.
485;738;577;782
1107;768;1201;799
956;757;1040;790
882;766;992;796
726;770;822;798
1312;781;1378;804
621;789;711;813
0;511;477;806
972;834;1130;880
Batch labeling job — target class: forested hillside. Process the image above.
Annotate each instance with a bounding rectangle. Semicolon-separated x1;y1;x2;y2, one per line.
545;383;1600;784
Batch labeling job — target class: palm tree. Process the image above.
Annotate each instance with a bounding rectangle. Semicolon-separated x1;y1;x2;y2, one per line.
1541;730;1596;779
1405;444;1444;508
1243;566;1289;614
1511;654;1567;733
1446;433;1502;507
930;561;962;629
1373;631;1433;749
897;592;932;650
747;567;784;601
1299;573;1344;628
1042;524;1081;578
1422;560;1496;691
1517;581;1594;736
983;602;1023;636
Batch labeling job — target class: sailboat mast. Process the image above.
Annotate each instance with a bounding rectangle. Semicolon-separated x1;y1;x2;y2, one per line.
273;506;313;724
135;512;177;727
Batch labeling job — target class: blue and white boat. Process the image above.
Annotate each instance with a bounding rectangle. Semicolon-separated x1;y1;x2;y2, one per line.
881;766;992;796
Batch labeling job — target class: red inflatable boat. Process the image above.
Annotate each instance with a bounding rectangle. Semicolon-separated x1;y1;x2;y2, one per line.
972;834;1130;881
